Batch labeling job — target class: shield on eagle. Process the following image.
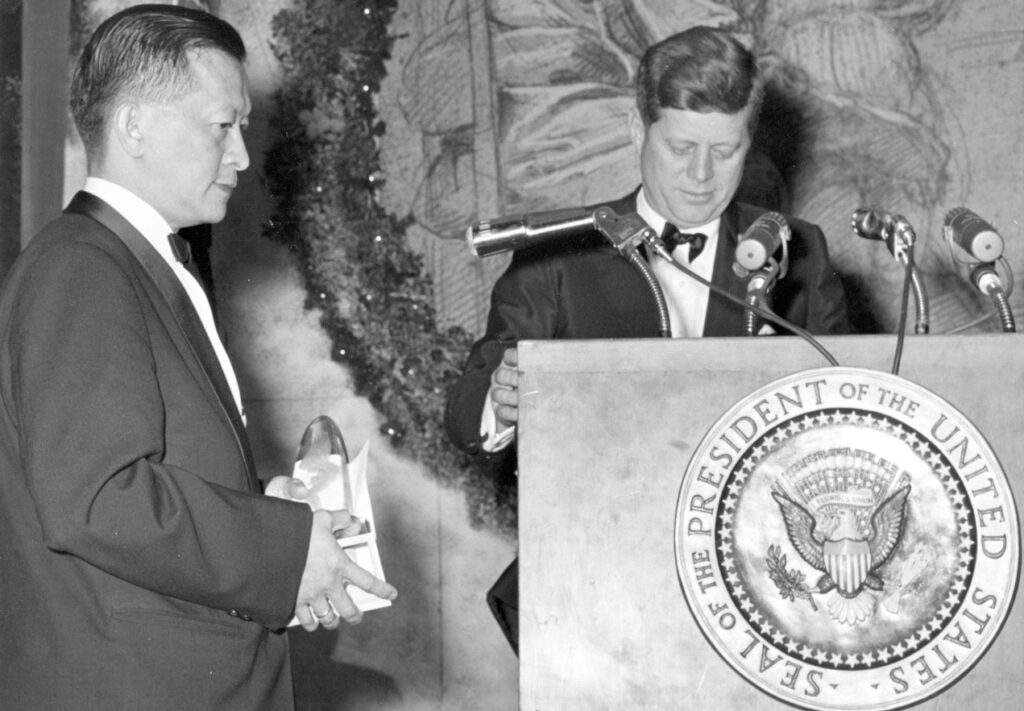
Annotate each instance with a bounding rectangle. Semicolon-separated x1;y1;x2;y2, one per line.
823;538;871;597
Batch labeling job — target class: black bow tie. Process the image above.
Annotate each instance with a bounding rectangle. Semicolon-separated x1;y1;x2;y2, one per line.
168;233;193;264
661;225;707;261
168;232;209;294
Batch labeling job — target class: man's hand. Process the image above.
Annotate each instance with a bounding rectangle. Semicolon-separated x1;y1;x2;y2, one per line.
293;509;397;632
489;347;519;428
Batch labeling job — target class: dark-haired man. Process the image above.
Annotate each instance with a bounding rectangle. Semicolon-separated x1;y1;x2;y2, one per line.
445;25;849;654
0;6;395;709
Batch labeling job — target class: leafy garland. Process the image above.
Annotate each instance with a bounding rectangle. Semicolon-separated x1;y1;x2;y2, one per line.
264;0;516;538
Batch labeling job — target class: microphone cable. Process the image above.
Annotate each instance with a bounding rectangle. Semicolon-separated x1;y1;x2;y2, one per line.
890;238;915;376
648;242;840;367
850;209;926;373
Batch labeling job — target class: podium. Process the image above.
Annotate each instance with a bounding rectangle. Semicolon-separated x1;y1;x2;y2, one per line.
517;334;1023;711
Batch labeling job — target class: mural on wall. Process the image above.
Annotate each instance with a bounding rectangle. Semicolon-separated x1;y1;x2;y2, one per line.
379;0;1024;337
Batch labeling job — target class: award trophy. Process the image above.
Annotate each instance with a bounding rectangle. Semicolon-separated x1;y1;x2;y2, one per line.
291;415;390;613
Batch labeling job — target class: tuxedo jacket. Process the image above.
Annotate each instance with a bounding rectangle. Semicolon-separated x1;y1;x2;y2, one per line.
0;193;313;710
445;193;850;455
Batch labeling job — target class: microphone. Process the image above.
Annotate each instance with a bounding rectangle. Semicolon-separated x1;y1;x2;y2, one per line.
851;208;919;259
466;207;595;257
851;208;893;242
944;207;1004;262
942;208;1013;330
734;211;790;274
852;208;929;334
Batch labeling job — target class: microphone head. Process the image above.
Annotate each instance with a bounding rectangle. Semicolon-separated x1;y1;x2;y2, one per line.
851;208;891;241
735;212;788;272
466;207;596;257
944;207;1003;262
466;216;530;257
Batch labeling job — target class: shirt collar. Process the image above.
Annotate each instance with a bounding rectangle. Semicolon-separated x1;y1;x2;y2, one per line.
82;177;177;265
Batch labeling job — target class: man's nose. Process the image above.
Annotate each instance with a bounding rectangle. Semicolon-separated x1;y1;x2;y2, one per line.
687;148;712;182
226;125;250;172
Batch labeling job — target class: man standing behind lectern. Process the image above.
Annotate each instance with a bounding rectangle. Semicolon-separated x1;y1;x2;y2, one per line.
0;6;395;710
445;26;850;654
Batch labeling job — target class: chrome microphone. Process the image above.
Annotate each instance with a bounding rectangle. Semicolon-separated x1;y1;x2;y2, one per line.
851;208;918;256
466;207;595;257
852;208;928;334
851;208;894;242
943;208;1012;330
944;207;1004;262
734;211;790;273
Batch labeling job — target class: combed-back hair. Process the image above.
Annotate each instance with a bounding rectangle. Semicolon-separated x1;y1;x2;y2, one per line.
70;3;246;162
635;26;763;135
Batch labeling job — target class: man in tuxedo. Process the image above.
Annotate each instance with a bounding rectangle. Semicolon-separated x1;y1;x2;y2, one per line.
0;6;395;710
444;26;850;654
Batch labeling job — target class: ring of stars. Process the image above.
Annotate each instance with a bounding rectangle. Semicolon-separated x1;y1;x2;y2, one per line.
713;408;976;672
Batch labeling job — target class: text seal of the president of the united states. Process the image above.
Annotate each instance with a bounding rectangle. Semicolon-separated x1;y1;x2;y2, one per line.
674;367;1019;711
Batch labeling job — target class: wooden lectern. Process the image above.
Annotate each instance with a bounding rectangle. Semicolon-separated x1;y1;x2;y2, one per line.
517;334;1023;711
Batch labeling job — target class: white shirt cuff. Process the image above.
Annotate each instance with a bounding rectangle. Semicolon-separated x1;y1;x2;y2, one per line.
480;389;516;452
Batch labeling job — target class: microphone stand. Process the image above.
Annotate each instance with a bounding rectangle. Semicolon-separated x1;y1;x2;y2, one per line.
970;261;1016;332
889;218;930;335
592;207;673;338
908;270;929;334
742;261;781;337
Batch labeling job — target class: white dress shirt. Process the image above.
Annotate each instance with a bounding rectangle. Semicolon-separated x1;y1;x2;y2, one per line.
636;188;720;339
479;188;721;451
82;177;245;422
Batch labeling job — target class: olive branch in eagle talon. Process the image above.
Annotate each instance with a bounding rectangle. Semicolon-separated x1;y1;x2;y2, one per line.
767;544;818;611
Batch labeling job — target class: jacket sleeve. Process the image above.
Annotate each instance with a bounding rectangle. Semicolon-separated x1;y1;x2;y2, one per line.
444;250;563;455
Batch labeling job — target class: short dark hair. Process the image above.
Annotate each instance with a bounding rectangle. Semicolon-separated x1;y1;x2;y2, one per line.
70;3;246;161
635;26;763;133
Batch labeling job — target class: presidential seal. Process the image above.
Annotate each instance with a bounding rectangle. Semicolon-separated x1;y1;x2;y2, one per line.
674;367;1019;711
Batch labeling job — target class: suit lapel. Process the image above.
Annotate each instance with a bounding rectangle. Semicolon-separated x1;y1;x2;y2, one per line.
703;204;750;336
65;192;258;489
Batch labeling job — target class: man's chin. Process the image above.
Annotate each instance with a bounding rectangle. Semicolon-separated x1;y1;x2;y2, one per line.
199;204;230;226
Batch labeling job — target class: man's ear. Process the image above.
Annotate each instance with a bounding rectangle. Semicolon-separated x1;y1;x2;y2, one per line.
111;102;145;158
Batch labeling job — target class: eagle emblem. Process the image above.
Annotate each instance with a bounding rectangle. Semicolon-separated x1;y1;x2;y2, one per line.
771;448;912;602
